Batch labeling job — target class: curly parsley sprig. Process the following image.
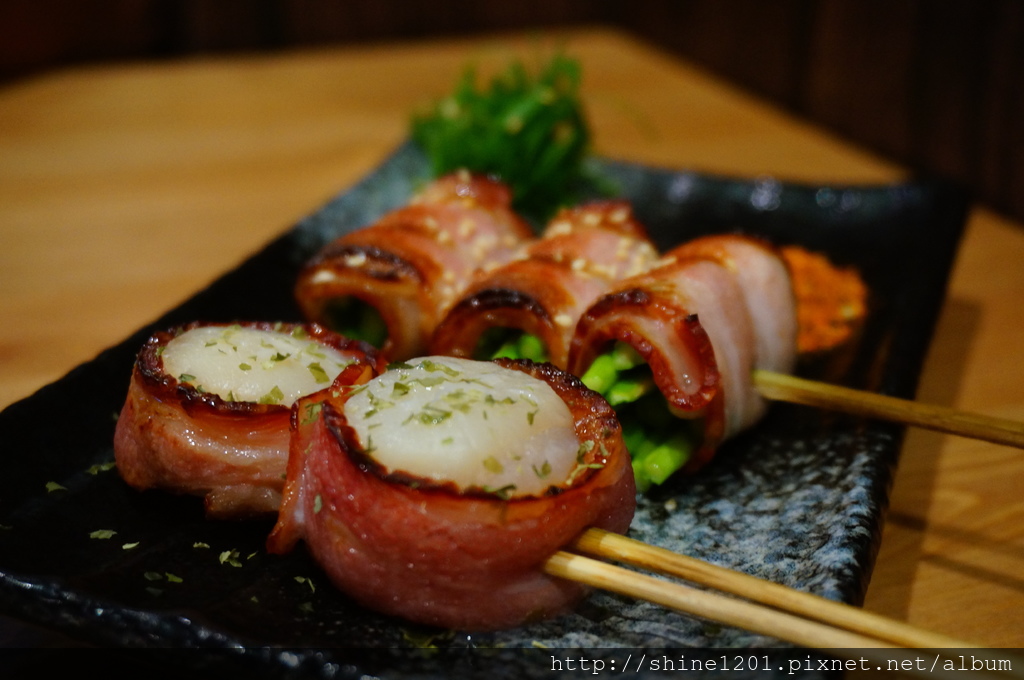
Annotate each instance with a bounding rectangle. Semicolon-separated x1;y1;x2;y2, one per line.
411;54;593;222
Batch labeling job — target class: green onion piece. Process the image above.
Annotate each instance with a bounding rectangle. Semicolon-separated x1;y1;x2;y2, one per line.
610;342;645;371
323;297;388;348
634;432;694;490
580;352;619;394
604;375;653;406
490;337;518;359
583;344;699;491
581;341;648;397
479;329;549;363
518;334;547;362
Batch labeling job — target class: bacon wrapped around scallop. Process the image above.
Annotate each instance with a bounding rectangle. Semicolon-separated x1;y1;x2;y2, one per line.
430;200;658;369
267;356;636;631
113;321;384;518
294;171;535;360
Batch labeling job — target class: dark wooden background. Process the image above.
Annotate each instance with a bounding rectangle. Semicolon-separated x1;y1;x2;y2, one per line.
3;0;1022;223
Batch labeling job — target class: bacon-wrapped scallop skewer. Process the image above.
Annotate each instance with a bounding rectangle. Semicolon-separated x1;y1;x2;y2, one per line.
429;200;659;369
294;171;535;360
267;355;636;631
113;322;385;518
569;234;846;489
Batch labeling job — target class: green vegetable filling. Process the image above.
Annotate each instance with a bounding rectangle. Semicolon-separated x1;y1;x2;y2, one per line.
474;334;697;490
323;297;388;348
476;328;549;363
581;343;699;492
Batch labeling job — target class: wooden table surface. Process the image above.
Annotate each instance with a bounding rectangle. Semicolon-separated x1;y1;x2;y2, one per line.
2;28;1022;649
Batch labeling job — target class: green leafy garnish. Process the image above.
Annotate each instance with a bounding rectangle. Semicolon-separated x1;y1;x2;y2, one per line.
532;461;552;479
406;404;452;426
258;385;285;405
481;484;517;500
219;549;243;567
411;54;593;221
300;401;323;426
307;361;330;384
402;628;455;649
87;461;116;475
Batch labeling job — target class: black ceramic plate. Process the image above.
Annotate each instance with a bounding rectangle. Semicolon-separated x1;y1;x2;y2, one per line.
0;142;968;676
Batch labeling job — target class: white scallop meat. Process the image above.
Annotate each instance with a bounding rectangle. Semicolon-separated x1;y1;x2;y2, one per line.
344;356;581;497
161;325;354;406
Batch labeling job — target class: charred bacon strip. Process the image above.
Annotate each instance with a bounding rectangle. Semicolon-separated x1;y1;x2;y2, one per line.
295;171;534;360
113;321;384;519
669;235;798;378
267;357;636;631
570;235;800;481
430;201;658;369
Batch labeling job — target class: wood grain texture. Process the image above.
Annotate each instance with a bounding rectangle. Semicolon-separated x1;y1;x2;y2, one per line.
0;27;1021;648
2;1;1023;222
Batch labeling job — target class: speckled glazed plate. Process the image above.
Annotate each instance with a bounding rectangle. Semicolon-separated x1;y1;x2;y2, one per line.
0;142;969;676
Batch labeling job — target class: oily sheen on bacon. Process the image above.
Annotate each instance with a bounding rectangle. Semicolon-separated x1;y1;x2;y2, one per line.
569;234;798;471
267;357;636;631
669;235;797;379
295;171;534;360
113;322;384;518
430;201;658;368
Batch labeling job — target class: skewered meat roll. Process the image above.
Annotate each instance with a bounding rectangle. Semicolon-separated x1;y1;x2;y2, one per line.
294;171;535;360
671;236;798;379
267;356;636;631
569;235;798;476
113;322;384;518
430;201;658;368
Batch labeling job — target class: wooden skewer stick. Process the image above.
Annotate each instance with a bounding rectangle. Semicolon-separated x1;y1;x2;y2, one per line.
571;528;974;649
546;529;1024;678
543;551;895;653
753;370;1024;449
541;553;1009;680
